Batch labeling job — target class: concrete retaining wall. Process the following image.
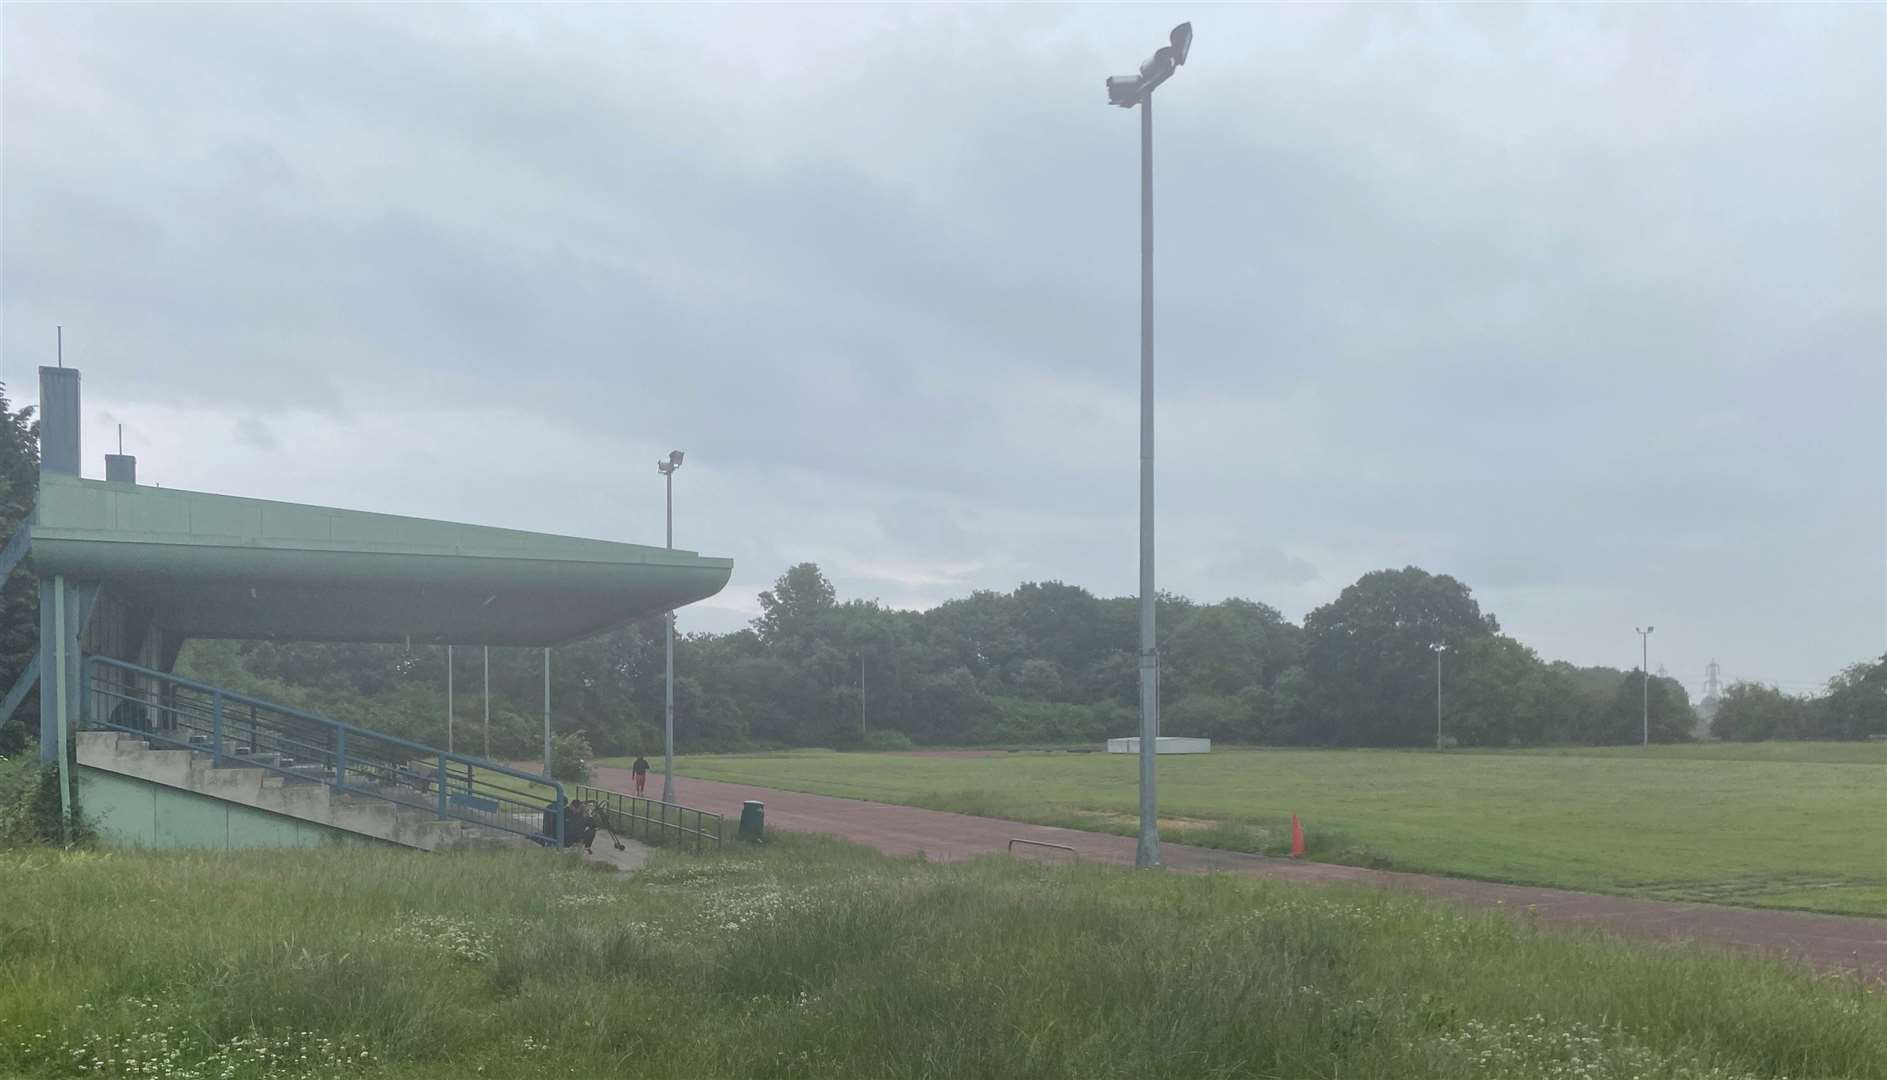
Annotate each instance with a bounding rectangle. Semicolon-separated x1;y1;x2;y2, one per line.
75;731;481;850
78;766;368;850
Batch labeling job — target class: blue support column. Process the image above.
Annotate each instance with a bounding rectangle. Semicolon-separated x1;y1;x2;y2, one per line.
38;578;57;762
52;575;70;842
211;692;225;765
36;579;94;764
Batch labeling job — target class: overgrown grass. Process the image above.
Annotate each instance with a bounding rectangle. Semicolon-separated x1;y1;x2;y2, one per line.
640;745;1887;915
0;838;1879;1078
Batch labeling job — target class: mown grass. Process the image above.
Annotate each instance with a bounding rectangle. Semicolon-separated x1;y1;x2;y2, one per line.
0;837;1880;1079
1474;741;1887;765
635;744;1887;915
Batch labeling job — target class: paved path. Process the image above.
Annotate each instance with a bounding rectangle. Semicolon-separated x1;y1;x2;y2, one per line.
577;834;651;873
589;766;1887;983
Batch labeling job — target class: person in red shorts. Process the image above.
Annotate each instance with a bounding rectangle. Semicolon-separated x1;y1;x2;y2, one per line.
631;754;650;795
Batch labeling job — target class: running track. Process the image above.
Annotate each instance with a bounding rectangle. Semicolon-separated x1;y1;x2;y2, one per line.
589;765;1887;983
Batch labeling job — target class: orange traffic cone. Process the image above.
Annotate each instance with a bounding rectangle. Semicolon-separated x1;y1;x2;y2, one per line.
1289;814;1306;858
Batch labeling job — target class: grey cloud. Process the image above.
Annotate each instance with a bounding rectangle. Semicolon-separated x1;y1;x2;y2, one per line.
1207;546;1319;589
231;417;279;451
2;4;1880;694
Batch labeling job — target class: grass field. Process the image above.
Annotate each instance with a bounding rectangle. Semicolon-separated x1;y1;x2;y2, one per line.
1;839;1881;1079
633;742;1887;916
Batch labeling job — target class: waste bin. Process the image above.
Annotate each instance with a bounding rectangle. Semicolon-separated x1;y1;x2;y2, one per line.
737;800;765;842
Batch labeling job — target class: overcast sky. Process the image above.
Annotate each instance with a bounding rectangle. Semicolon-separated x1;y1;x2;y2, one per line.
3;4;1882;698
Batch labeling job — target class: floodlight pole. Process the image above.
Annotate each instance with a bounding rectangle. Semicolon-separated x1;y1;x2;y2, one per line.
659;452;682;804
1134;90;1161;870
1636;626;1654;746
446;645;454;754
1107;22;1191;870
1431;643;1446;750
482;645;490;761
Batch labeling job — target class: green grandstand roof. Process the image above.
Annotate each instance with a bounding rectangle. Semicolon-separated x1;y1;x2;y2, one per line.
28;473;732;646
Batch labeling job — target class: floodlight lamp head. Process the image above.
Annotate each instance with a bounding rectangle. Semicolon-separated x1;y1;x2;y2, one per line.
1106;74;1144;107
669;449;685;468
1138;52;1176;91
1169;22;1193;65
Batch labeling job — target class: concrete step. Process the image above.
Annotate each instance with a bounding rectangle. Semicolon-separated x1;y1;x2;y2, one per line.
78;724;542;852
276;764;333;784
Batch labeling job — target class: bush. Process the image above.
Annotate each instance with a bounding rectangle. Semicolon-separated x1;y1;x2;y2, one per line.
1162;694;1254;743
548;732;593;784
862;729;914;752
0;745;91;847
978;697;1112;744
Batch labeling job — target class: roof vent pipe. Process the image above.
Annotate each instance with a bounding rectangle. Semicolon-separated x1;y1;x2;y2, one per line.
38;366;80;476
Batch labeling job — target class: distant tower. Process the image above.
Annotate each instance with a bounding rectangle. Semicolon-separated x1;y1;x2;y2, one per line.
1695;659;1724;737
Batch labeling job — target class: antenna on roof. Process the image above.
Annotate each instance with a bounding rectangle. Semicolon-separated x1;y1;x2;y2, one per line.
57;326;62;368
118;424;123;454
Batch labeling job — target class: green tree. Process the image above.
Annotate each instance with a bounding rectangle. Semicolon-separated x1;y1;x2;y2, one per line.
1011;581;1104;678
1301;567;1499;745
1710;682;1811;742
0;382;38;756
1817;655;1886;740
1601;671;1693;744
927;589;1026;683
753;563;836;649
1446;635;1550;747
1165;599;1301;700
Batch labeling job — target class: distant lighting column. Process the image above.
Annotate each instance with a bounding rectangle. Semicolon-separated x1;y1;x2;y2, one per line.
446;645;454;754
482;645;490;760
1430;642;1448;749
1635;625;1655;746
657;449;685;803
1106;21;1192;869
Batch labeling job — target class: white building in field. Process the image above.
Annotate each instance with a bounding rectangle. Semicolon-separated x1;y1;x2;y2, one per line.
1105;737;1210;754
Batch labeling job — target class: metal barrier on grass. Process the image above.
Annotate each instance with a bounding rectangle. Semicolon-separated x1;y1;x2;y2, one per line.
1008;838;1079;863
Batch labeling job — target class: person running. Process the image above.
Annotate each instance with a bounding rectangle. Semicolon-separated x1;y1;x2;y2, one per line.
631;754;650;795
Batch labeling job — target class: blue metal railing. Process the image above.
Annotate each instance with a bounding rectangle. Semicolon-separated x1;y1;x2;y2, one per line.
81;656;565;848
575;784;722;853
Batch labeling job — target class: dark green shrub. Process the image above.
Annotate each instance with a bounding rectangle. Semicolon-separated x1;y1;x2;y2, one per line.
0;744;91;847
862;729;914;751
548;731;592;784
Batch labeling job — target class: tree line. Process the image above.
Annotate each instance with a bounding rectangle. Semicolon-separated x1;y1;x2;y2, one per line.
1707;664;1884;742
162;561;1883;759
